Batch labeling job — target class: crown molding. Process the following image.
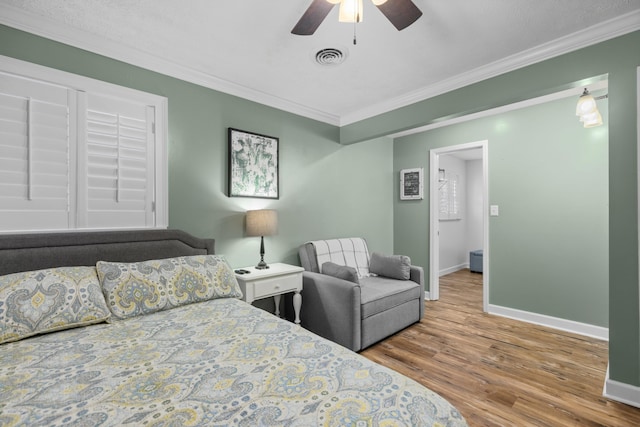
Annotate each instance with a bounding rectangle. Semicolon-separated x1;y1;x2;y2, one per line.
1;4;637;128
339;9;640;126
0;4;341;126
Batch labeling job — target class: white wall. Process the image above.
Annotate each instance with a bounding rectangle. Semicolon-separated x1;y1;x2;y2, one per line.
466;159;483;254
438;155;467;274
439;156;483;275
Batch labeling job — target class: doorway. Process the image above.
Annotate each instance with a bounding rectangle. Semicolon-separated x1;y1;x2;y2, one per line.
429;140;489;312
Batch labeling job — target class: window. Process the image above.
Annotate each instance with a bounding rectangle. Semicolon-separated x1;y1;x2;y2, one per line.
438;171;460;220
0;56;167;232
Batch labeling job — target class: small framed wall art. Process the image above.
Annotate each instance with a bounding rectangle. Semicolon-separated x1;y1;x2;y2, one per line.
228;128;279;199
400;168;424;200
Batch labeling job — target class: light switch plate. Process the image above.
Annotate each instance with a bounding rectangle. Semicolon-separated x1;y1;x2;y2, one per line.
490;205;500;216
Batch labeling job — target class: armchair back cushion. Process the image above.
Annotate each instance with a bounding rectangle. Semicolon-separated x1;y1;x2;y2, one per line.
301;238;370;277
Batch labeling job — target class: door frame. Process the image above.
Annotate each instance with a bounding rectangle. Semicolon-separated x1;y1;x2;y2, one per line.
429;140;489;312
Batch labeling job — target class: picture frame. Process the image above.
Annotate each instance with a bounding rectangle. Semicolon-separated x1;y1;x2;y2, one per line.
228;128;279;199
400;168;424;200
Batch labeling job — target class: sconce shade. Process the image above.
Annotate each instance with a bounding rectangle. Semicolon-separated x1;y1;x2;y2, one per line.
576;87;605;128
576;89;597;116
246;209;278;237
581;110;603;128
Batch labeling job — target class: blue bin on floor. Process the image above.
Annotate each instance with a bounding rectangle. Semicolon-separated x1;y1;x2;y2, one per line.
470;250;483;273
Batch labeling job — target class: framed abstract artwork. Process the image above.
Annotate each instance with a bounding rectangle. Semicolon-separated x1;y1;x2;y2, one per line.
228;128;279;199
400;168;424;200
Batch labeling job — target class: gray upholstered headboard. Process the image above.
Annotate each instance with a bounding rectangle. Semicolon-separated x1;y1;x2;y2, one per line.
0;229;215;276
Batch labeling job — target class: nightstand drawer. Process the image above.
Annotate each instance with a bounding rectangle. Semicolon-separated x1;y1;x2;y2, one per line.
251;273;300;299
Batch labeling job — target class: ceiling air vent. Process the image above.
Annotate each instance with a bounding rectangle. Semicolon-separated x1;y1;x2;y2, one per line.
314;48;346;66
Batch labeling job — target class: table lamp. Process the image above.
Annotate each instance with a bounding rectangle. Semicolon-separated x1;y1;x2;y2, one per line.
246;209;278;269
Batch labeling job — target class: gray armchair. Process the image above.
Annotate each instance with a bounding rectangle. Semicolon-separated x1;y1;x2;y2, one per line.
298;238;424;352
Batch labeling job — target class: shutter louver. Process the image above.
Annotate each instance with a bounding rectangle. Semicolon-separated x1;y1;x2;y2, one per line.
0;73;71;231
79;92;154;228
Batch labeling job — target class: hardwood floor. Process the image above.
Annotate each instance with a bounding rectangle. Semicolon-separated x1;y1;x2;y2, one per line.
360;269;640;427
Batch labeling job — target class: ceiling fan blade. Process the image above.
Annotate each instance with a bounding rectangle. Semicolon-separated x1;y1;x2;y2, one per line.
291;0;336;35
375;0;423;31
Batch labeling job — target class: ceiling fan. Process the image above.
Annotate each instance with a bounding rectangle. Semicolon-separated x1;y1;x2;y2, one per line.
292;0;423;35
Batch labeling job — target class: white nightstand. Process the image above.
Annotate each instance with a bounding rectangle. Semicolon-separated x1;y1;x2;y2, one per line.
234;263;304;324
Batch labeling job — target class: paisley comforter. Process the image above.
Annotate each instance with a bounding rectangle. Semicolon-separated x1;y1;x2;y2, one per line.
0;298;467;426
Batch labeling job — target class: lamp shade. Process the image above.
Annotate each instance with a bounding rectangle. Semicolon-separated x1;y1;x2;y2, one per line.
246;209;278;237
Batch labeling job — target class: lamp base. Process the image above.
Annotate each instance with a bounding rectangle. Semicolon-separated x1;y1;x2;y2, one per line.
255;261;270;270
255;236;269;269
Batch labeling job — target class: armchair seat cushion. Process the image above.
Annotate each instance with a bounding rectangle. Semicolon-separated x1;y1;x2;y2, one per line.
359;276;422;319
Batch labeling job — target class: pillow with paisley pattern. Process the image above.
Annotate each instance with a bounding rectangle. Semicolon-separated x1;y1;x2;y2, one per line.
0;266;111;344
96;255;243;320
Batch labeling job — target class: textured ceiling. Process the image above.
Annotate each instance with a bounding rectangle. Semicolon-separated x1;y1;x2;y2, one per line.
1;1;639;125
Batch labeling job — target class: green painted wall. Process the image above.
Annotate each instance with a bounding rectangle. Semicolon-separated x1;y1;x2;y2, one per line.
387;32;638;388
1;23;638;390
394;94;609;327
0;24;395;269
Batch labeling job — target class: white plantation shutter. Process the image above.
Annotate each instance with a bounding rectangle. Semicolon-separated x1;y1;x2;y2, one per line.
0;58;167;233
77;92;155;228
450;175;460;218
0;72;73;231
438;173;460;220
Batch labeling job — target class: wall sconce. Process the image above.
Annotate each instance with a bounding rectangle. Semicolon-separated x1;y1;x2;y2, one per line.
576;88;607;128
246;209;278;270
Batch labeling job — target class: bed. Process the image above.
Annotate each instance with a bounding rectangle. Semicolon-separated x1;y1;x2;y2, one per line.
0;229;467;426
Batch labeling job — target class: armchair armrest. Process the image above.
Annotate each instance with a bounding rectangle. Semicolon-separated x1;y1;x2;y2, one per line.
300;271;362;351
409;265;424;287
410;265;425;319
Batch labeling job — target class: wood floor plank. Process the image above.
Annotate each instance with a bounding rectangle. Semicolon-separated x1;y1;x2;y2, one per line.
360;269;640;427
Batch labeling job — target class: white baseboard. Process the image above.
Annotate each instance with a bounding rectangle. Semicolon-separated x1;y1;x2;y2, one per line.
488;304;609;341
439;263;468;276
604;365;640;408
425;291;431;301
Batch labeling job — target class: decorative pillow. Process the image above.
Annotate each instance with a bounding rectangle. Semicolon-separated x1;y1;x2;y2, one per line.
322;262;360;284
0;266;111;344
96;255;242;320
369;252;411;280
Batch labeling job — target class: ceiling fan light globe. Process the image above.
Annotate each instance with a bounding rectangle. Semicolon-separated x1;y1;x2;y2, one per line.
339;0;364;23
371;0;388;5
326;0;342;4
